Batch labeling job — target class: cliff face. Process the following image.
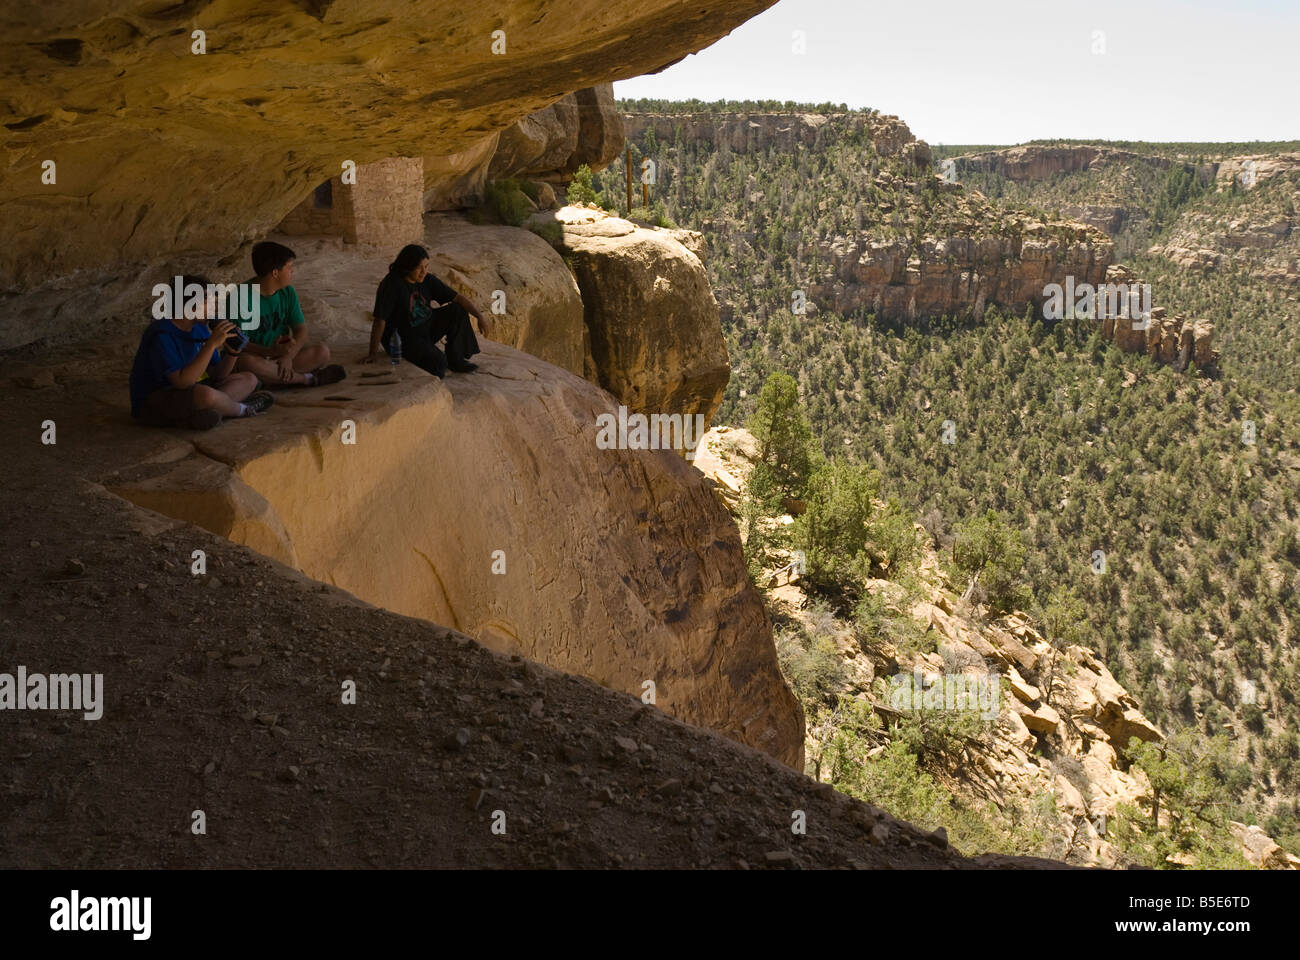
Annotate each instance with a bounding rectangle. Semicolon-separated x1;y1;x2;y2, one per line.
626;112;1217;367
1150;157;1300;287
626;111;930;164
490;85;624;182
954;145;1174;183
953;144;1300;290
810;223;1112;323
696;427;1165;866
1101;265;1218;370
628;112;1117;324
104;340;803;767
555;206;729;425
1214;154;1300;191
0;0;776;343
802;124;1122;326
425;83;624;211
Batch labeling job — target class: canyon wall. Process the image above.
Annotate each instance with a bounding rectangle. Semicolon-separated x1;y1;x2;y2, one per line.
953;142;1298;292
1152;156;1300;286
953;145;1175;183
626;111;931;165
1213;154;1300;191
810;225;1112;322
629;111;1115;323
812;228;1216;369
627;112;1218;367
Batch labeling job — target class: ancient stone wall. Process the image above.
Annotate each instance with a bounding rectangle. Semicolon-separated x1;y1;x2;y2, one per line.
278;181;356;239
279;158;424;246
349;158;425;246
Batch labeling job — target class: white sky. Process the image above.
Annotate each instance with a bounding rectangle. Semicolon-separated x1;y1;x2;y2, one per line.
614;0;1300;146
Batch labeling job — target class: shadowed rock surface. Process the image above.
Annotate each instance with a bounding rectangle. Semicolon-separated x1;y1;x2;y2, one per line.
0;333;1066;869
103;337;804;767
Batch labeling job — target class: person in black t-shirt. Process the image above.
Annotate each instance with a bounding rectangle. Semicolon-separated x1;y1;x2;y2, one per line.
360;244;492;377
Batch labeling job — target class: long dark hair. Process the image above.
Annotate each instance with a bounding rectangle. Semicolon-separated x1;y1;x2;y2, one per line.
389;244;429;276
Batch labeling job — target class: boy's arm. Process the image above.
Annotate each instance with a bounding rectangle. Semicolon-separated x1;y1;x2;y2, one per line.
286;322;309;355
269;322;307;379
166;323;232;388
212;350;238;379
275;288;309;359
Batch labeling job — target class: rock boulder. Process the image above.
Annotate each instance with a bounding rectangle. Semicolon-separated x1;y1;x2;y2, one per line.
106;339;803;768
555;207;730;425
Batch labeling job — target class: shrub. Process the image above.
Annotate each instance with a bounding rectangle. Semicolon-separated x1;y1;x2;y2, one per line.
565;164;601;206
796;457;879;590
866;498;921;576
776;627;846;704
746;372;814;503
854;589;934;655
482;179;532;227
526;219;563;246
950;509;1028;612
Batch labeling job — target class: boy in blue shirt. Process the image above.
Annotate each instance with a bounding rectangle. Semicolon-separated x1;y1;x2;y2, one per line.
129;274;275;430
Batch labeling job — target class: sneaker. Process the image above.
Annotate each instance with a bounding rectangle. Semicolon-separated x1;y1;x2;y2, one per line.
311;363;347;387
448;361;478;374
188;408;222;430
243;390;275;416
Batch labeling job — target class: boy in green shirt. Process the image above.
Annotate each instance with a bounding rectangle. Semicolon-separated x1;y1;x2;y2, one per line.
233;241;346;387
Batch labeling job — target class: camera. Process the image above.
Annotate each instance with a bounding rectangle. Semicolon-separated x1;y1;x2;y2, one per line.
225;325;249;352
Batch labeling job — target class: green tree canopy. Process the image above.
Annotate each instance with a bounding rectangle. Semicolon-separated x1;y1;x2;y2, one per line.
951;509;1028;611
746;372;814;504
797;456;879;587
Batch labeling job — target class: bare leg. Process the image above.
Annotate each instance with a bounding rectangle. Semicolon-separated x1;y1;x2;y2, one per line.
235;353;308;386
217;371;258;402
193;373;257;418
294;343;329;371
235;344;330;386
